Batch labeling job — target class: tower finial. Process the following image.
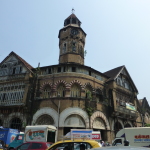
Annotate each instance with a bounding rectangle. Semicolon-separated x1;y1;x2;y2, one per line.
72;8;75;14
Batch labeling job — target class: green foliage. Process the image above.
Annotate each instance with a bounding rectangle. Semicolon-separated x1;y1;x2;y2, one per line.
85;106;94;116
23;121;26;127
85;91;96;116
145;124;150;127
86;91;92;101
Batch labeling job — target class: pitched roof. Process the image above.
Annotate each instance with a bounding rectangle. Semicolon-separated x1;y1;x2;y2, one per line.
0;51;33;72
104;65;138;93
65;13;81;23
104;65;124;81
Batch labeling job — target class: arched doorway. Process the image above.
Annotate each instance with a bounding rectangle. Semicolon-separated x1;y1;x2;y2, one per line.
35;114;54;125
93;117;106;141
10;117;22;130
90;111;110;141
114;121;123;135
64;114;86;135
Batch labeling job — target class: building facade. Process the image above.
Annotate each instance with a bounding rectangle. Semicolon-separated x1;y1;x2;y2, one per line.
0;13;149;142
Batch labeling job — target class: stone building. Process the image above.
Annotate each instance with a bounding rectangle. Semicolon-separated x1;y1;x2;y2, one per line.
0;13;149;142
0;51;33;130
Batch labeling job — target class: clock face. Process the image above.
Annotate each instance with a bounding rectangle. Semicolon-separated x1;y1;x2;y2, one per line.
71;29;78;35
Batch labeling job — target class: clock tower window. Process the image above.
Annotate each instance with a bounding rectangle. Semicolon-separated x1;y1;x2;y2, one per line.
63;43;67;53
72;42;76;52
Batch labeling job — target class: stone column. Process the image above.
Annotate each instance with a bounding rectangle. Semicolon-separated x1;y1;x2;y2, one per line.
57;127;64;141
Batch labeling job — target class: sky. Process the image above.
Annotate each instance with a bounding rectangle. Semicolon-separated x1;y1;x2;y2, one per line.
0;0;150;104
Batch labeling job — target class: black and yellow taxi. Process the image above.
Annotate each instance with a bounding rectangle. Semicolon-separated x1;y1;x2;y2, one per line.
47;139;101;150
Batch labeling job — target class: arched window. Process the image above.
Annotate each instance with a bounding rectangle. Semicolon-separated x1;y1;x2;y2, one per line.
85;85;93;99
57;83;65;97
96;89;103;102
70;84;81;97
35;114;54;125
10;118;22;130
43;85;51;99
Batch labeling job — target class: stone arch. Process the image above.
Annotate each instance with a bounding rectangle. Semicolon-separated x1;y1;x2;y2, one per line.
40;82;52;91
7;112;24;128
70;82;82;97
124;121;133;127
32;107;58;126
84;82;94;91
90;111;110;130
68;80;83;90
56;83;66;97
53;80;68;90
95;87;103;94
59;107;89;128
111;119;124;131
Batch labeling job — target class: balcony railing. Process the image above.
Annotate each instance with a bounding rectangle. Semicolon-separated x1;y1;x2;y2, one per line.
0;73;26;81
0;99;24;106
116;106;138;118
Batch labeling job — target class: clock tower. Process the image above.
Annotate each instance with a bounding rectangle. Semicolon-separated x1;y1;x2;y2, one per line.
58;13;86;65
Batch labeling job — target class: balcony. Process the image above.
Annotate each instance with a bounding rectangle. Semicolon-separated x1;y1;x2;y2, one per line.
116;106;138;119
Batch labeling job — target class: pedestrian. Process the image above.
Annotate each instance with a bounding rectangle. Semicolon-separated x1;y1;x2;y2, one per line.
98;141;102;147
124;140;130;146
101;141;105;147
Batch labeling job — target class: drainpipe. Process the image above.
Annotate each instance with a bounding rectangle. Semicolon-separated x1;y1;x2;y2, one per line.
57;100;60;141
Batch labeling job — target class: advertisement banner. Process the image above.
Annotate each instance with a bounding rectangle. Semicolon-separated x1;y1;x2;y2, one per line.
126;103;136;111
25;129;46;142
71;129;92;140
7;129;19;144
92;133;101;140
0;128;19;145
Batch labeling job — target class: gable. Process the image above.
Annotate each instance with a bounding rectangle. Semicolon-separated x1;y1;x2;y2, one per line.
0;52;32;77
115;68;138;93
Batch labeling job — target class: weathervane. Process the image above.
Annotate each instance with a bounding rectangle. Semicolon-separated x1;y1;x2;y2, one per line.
72;8;75;14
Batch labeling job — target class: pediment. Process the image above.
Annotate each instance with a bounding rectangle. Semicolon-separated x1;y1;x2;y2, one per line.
116;67;138;93
0;52;33;77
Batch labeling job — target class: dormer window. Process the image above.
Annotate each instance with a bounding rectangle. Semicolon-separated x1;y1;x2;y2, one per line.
67;19;70;24
72;18;76;24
